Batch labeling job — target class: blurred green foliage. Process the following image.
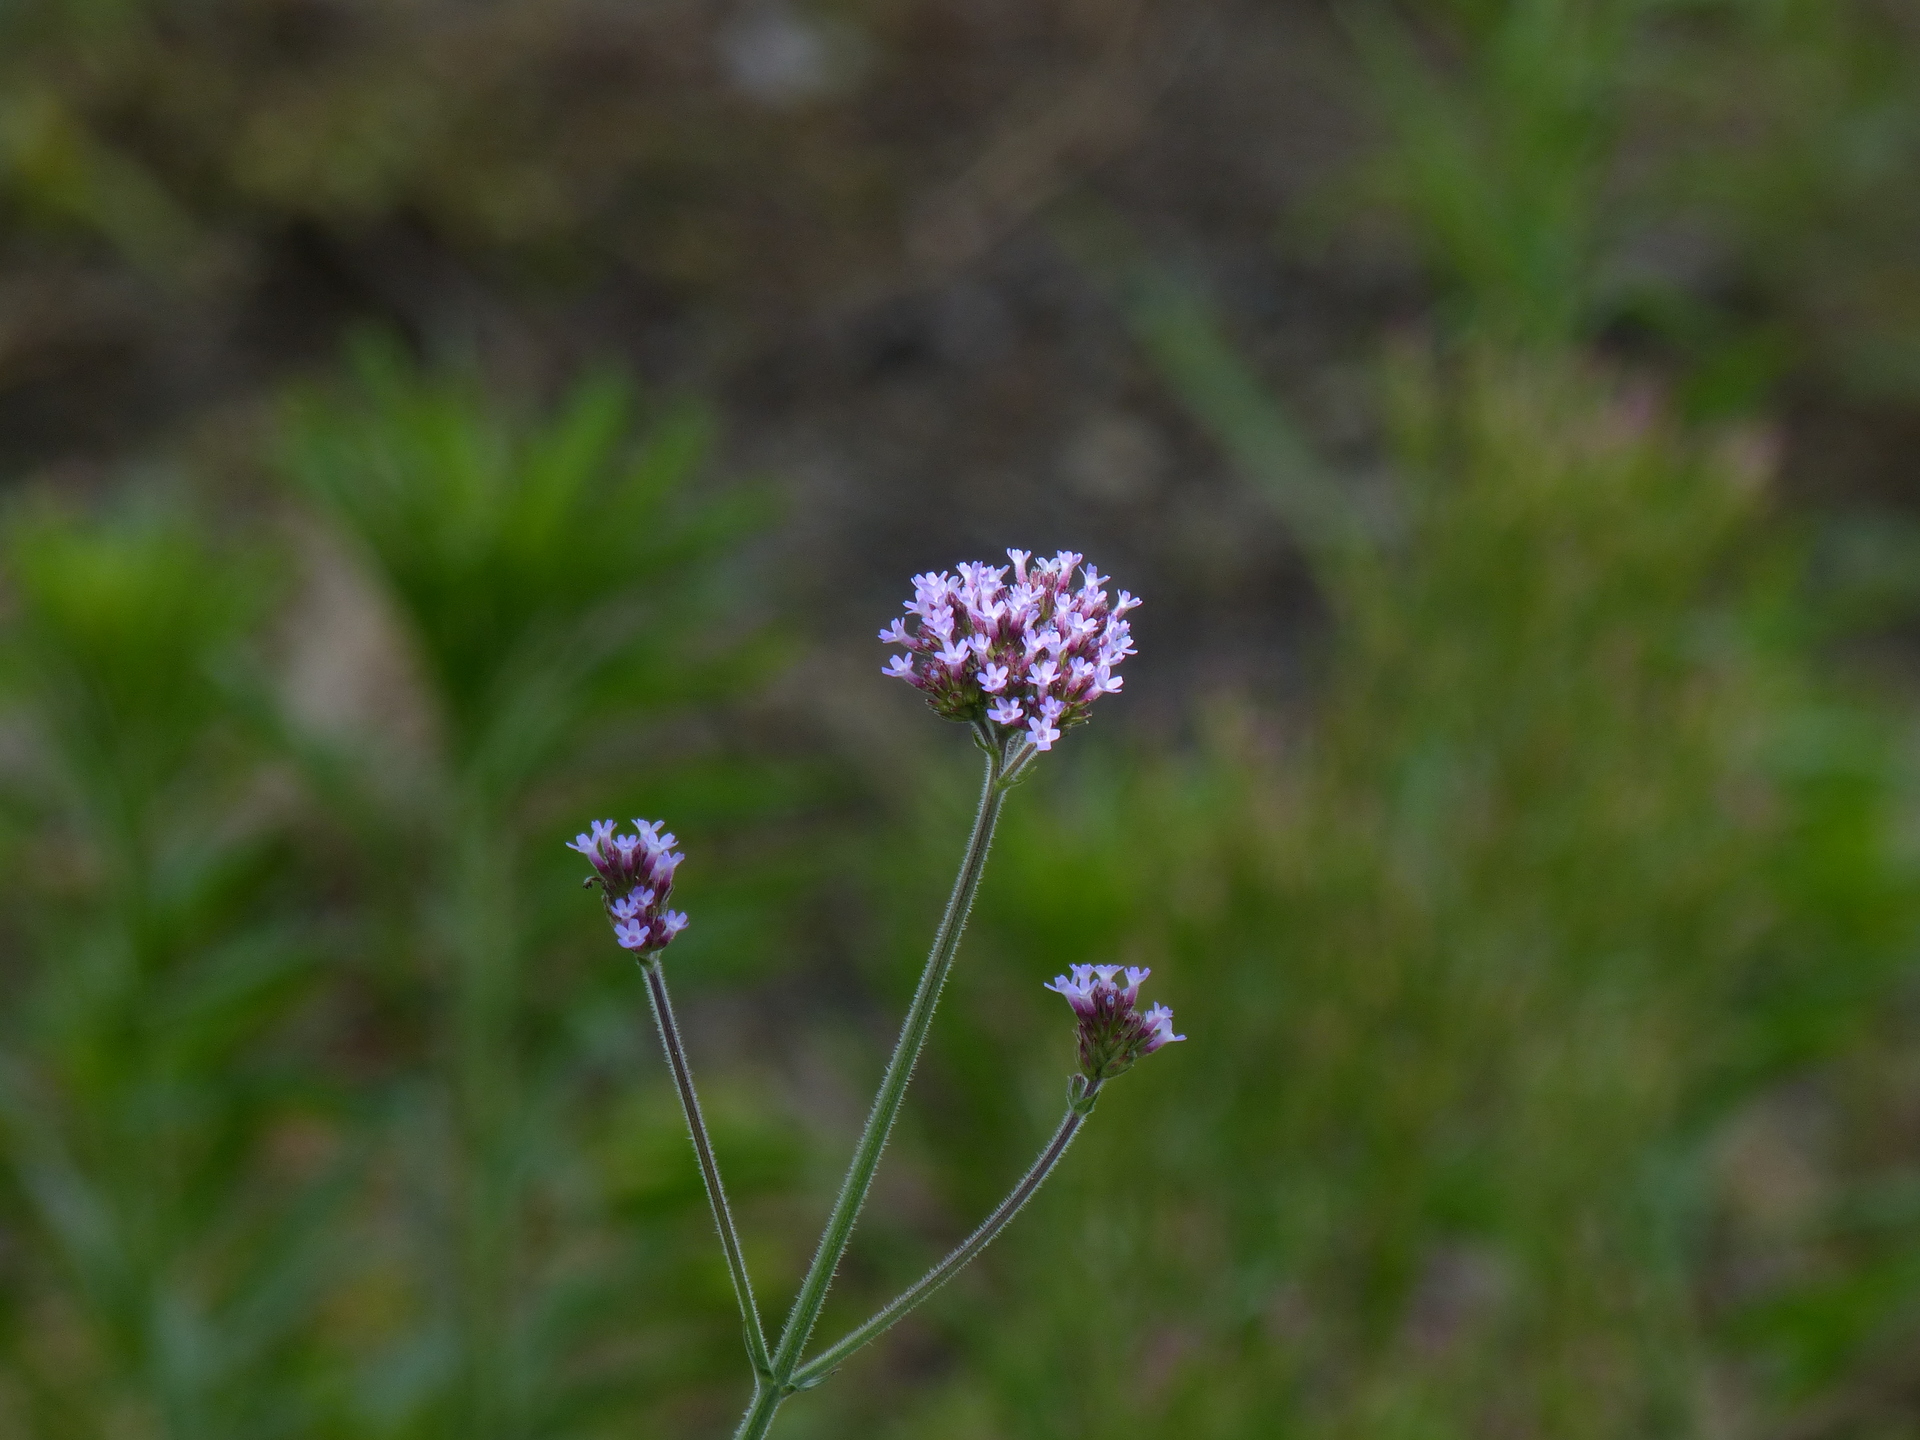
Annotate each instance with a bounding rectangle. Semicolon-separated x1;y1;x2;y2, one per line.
7;346;1920;1440
7;1;1920;1439
0;506;332;1440
284;345;781;1440
0;353;805;1439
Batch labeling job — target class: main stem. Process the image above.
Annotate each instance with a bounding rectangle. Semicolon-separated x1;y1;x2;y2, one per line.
642;959;772;1377
791;1082;1100;1387
736;740;1007;1440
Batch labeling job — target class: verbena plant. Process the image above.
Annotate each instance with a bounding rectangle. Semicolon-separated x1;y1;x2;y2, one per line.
567;551;1181;1437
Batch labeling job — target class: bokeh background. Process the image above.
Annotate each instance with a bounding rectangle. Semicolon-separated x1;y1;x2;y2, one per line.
6;1;1920;1437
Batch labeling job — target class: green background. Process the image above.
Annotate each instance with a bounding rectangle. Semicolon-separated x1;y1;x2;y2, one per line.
6;2;1920;1437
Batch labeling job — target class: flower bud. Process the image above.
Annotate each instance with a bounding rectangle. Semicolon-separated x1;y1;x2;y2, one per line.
569;817;690;958
1044;964;1184;1081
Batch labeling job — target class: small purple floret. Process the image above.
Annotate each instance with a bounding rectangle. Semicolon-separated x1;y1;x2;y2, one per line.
1138;1003;1183;1056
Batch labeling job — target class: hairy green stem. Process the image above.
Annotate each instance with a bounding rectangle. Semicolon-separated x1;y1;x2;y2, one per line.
641;959;771;1378
735;738;1009;1440
791;1082;1100;1387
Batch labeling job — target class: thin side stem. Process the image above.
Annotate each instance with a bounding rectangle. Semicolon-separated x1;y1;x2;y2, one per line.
642;959;771;1378
999;737;1041;787
736;741;1008;1440
792;1082;1100;1388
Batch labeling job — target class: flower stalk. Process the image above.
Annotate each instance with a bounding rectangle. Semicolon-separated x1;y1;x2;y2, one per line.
735;729;1013;1438
639;958;771;1377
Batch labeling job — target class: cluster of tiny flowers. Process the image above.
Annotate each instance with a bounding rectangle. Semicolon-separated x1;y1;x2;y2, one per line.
879;549;1140;751
568;819;689;956
1044;965;1184;1081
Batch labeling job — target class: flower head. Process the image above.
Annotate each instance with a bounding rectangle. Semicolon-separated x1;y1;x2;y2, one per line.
1044;963;1183;1081
878;549;1139;751
570;817;689;958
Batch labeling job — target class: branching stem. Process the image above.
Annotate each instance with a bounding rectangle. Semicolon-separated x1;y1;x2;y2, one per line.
791;1081;1099;1387
735;737;1010;1440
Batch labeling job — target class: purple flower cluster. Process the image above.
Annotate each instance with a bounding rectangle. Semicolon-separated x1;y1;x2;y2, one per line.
879;549;1139;751
568;818;689;956
1045;965;1184;1081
